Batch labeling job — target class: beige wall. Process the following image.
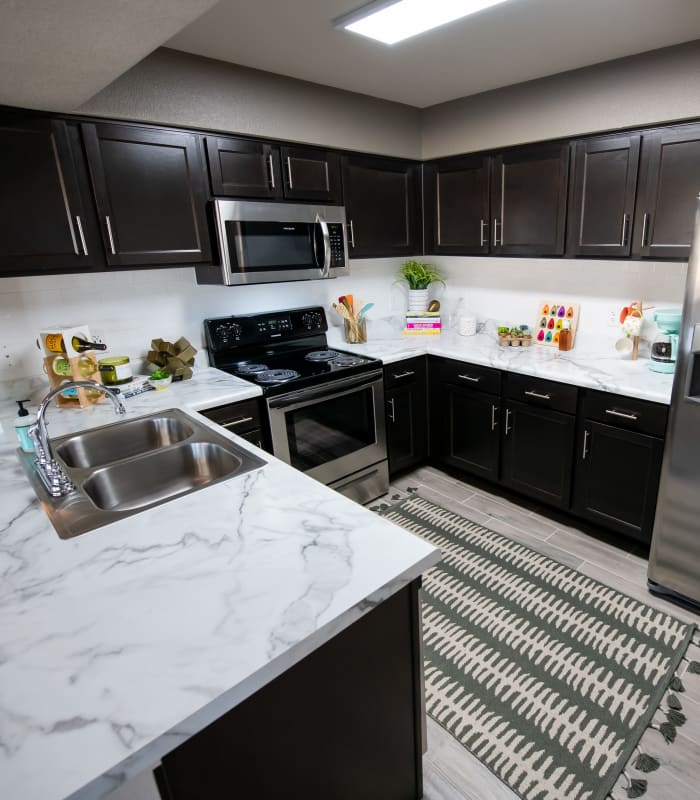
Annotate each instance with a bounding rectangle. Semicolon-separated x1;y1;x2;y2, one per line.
78;47;423;159
421;41;700;159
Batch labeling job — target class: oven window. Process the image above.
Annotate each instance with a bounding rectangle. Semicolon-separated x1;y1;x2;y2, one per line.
226;221;317;270
285;387;375;471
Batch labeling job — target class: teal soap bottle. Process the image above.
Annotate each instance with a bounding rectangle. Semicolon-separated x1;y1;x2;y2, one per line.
14;400;35;453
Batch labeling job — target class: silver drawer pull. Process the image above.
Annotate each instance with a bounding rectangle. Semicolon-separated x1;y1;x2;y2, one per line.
75;215;88;256
348;220;355;248
392;370;415;380
105;215;116;255
286;156;294;189
582;429;590;460
267;154;276;189
458;374;480;383
605;409;639;421
491;404;498;431
504;408;512;436
222;416;254;428
387;397;396;423
524;390;551;401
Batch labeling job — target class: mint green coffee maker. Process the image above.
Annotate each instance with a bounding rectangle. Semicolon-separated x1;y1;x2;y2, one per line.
649;308;682;373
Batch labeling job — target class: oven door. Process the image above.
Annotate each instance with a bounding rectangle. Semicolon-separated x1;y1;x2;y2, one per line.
267;371;387;487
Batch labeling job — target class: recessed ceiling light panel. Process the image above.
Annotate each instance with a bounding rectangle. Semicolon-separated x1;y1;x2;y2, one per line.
336;0;512;45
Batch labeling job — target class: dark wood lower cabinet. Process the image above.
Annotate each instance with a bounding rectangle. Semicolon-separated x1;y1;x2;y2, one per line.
156;582;424;800
385;357;428;476
573;421;664;543
501;400;576;509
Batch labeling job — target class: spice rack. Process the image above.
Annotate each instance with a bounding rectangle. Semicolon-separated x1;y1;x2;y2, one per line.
40;326;104;408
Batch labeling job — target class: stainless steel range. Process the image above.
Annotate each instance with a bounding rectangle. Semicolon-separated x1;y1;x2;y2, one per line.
204;306;388;504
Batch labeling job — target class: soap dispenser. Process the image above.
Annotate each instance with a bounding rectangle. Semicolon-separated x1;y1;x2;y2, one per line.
14;400;35;453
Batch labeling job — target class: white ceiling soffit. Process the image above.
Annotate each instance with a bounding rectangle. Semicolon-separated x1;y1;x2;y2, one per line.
0;0;219;112
167;0;700;108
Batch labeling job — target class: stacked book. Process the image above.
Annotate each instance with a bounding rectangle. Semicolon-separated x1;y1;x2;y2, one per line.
403;311;442;335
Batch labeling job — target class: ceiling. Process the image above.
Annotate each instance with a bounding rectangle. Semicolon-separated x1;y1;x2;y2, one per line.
0;0;698;114
167;0;700;108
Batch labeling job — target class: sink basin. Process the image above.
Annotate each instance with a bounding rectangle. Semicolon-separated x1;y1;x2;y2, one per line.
20;408;267;538
55;413;194;468
83;442;243;511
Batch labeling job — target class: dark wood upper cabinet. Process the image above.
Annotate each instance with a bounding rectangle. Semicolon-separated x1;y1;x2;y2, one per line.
342;154;421;258
424;155;490;255
491;143;570;256
633;122;700;260
82;123;211;267
0;115;98;275
279;146;342;203
206;136;282;199
567;134;641;258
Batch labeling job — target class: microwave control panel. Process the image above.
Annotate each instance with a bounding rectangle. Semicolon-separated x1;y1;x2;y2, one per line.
328;223;346;266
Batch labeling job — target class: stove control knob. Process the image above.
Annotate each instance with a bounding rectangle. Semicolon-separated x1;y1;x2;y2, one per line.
301;311;323;331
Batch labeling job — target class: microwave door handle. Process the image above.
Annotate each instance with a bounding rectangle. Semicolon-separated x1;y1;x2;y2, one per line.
317;215;331;277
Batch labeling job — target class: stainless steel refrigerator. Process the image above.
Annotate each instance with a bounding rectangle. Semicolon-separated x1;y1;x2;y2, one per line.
648;194;700;608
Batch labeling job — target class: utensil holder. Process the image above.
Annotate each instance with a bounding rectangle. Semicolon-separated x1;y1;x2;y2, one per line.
344;318;367;344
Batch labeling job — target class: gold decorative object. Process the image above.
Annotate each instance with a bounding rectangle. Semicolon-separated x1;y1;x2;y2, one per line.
147;336;197;380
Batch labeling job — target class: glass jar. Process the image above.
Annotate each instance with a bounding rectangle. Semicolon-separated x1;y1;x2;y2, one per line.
98;356;133;385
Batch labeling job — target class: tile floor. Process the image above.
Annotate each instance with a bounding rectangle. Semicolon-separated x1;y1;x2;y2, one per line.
374;465;700;800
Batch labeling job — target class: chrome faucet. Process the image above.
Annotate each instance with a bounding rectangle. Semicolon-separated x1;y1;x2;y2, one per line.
29;381;126;497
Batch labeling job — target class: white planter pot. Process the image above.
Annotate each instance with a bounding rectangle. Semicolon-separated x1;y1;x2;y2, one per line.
408;289;429;312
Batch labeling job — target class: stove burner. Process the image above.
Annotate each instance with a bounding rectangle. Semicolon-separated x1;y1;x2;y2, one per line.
332;355;364;367
236;362;269;374
305;350;340;362
256;368;300;384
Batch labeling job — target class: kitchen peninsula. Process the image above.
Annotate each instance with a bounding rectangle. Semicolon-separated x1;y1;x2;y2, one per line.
0;370;440;800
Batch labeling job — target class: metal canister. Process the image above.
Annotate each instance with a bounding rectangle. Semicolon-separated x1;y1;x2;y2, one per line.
98;356;132;386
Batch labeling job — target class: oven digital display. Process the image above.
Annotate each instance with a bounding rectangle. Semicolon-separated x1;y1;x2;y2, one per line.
257;316;292;334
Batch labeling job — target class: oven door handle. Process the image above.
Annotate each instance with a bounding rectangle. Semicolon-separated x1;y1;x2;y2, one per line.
316;215;331;278
268;370;383;410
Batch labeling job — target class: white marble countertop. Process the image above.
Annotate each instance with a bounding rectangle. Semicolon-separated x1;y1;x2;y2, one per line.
0;369;440;800
327;324;675;405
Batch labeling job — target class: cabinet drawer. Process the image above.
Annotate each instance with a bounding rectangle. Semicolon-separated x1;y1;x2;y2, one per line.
505;373;577;414
200;398;263;435
430;357;501;395
383;356;426;389
581;390;668;437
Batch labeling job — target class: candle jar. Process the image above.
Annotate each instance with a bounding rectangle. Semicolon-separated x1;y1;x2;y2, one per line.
344;318;367;344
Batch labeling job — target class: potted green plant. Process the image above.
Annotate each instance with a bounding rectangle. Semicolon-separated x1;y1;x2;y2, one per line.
396;260;444;312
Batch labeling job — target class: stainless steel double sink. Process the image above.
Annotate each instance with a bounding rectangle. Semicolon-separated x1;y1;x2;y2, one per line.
20;408;266;539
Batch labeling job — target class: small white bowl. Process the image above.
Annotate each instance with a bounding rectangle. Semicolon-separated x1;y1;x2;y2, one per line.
148;374;172;390
615;337;634;355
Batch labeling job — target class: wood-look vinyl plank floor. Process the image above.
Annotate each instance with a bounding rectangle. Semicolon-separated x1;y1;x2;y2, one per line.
384;467;700;800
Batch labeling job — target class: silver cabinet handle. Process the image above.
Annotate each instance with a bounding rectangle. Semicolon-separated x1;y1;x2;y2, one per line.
480;219;487;247
493;218;500;246
387;397;396;423
641;212;649;248
491;404;498;431
392;370;415;380
605;408;639;421
504;407;512;436
524;390;551;401
458;374;480;383
267;153;276;189
348;219;355;248
105;215;116;255
582;429;590;460
222;416;254;429
286;156;294;189
620;213;629;247
75;215;88;256
67;215;79;256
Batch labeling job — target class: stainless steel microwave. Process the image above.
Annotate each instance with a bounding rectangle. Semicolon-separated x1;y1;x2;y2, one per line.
195;199;350;286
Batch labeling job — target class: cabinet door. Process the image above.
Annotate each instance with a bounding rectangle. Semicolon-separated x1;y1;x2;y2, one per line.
424;155;490;255
342;155;421;258
385;361;428;476
206;136;282;199
567;134;640;257
573;421;664;543
82;123;211;267
501;400;575;509
432;385;500;481
280;146;342;203
633;123;700;259
491;143;569;256
0;116;97;275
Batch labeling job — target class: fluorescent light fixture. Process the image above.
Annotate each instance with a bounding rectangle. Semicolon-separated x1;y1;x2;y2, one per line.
336;0;511;45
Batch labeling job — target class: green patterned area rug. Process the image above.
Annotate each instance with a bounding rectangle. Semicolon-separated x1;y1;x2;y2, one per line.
381;494;698;800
